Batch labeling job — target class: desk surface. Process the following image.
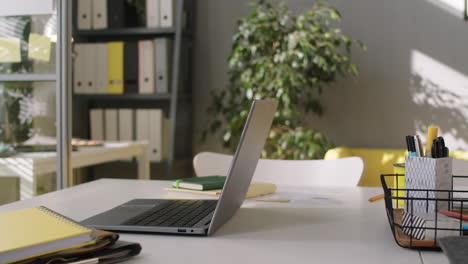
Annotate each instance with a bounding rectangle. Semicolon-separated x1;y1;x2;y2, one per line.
0;179;448;264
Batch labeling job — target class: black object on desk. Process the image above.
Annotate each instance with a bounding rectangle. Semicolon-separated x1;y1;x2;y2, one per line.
431;136;449;158
439;237;468;264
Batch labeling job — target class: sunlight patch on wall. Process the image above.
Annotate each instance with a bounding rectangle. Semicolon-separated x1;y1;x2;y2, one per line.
425;0;465;17
410;49;468;150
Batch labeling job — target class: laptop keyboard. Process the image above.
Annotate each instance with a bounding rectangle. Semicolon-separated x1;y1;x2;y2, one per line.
123;200;218;227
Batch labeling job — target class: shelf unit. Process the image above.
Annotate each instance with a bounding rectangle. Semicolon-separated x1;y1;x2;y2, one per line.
72;0;194;179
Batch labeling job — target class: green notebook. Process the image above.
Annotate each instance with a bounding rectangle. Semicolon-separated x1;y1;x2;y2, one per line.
173;176;226;191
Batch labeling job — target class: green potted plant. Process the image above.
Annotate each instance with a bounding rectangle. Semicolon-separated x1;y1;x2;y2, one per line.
205;0;365;159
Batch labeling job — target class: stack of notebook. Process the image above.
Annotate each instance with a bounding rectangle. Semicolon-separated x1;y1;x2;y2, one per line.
0;206;141;264
165;176;277;199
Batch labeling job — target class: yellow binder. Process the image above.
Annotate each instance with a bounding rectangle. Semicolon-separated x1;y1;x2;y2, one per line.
0;207;95;264
107;41;124;94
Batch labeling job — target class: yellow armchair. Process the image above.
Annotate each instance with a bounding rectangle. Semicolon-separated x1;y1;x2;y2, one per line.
325;147;468;187
324;147;407;187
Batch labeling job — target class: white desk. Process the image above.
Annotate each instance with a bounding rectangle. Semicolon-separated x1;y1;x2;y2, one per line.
0;142;150;200
0;179;436;264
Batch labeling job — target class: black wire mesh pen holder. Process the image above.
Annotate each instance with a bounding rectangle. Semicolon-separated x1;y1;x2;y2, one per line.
381;173;468;250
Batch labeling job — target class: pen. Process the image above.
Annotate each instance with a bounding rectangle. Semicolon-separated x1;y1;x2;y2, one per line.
405;136;416;157
257;199;290;203
413;135;421;156
405;136;411;153
409;136;417;156
439;210;468;221
416;135;424;156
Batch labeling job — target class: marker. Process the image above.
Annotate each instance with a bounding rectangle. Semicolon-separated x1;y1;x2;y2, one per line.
416;135;424;156
368;194;384;202
425;126;439;157
462;224;468;235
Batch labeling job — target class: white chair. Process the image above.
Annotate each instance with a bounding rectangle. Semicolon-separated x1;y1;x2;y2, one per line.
193;152;364;187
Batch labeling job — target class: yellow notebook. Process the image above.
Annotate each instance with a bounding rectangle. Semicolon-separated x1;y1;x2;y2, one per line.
107;41;124;94
165;182;277;199
0;207;95;264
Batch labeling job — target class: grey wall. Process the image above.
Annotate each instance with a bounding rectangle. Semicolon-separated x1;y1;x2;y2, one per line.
192;0;468;155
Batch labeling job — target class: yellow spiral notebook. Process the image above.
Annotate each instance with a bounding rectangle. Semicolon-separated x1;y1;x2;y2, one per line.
0;206;95;264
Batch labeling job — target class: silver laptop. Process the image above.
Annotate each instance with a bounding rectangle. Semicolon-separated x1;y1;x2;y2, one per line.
81;100;278;236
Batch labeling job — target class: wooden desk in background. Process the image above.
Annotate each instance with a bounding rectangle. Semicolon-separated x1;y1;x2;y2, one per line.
0;142;150;200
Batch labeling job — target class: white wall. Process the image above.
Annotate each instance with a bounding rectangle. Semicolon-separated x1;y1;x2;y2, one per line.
192;0;468;154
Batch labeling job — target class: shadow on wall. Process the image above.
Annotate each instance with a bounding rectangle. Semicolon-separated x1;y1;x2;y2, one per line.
409;49;468;151
306;0;468;150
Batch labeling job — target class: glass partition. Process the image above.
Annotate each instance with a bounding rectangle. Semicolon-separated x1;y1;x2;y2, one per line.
0;14;56;74
0;1;62;204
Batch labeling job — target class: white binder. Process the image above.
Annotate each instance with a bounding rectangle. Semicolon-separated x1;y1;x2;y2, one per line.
90;109;104;140
118;108;133;141
92;0;107;29
138;40;155;94
149;109;163;161
94;43;108;94
84;44;96;94
73;44;86;94
146;0;160;27
105;109;118;141
136;109;150;150
77;0;92;30
154;38;172;94
160;0;174;27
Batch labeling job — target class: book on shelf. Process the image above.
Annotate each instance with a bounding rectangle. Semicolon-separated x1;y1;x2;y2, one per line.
138;40;155;94
73;38;172;95
160;0;175;27
124;41;139;94
154;37;172;94
107;41;124;94
77;0;177;30
90;108;104;140
89;107;168;161
77;0;92;30
147;0;161;27
108;0;126;28
104;109;118;141
136;108;168;162
95;43;108;94
92;0;107;29
118;108;134;142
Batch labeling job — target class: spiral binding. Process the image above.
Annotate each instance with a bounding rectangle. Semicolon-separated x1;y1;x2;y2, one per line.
37;206;91;233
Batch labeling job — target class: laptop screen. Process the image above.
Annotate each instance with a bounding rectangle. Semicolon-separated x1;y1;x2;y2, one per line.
207;100;278;235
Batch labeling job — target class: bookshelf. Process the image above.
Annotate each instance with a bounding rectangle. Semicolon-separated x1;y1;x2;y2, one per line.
72;0;194;179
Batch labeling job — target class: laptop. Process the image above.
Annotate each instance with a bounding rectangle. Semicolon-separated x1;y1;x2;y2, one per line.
81;100;278;236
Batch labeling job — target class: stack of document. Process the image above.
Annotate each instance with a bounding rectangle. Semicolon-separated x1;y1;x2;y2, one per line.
77;0;175;30
73;39;172;95
0;206;141;264
89;108;169;162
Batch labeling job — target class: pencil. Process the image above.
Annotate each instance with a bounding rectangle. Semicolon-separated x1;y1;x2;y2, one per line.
368;193;384;202
256;199;290;203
